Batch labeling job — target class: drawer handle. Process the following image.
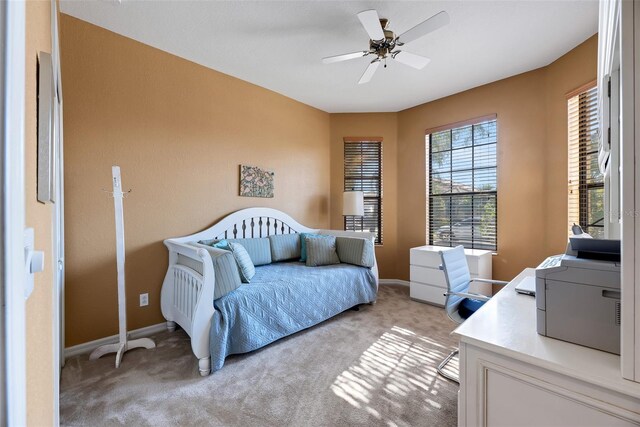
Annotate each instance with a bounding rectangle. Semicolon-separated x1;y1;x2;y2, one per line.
602;290;621;299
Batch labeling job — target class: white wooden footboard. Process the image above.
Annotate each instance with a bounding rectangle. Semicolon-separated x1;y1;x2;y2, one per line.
160;240;215;376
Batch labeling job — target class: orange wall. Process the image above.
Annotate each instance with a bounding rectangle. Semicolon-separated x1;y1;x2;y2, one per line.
60;16;331;346
329;114;398;279
25;0;55;424
393;35;598;281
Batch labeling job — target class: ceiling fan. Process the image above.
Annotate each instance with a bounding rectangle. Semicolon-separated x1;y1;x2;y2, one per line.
322;9;450;84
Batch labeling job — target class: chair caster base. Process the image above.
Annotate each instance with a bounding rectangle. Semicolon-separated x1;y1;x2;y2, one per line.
437;348;460;384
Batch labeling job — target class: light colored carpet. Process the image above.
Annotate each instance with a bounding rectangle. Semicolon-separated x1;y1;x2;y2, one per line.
60;285;459;426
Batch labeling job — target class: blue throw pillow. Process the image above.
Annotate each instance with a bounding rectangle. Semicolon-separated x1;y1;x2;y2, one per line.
299;233;331;262
227;242;255;283
226;238;272;266
269;234;301;262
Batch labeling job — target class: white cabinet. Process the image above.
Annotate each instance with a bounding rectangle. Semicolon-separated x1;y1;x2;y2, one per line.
454;269;640;426
409;245;492;306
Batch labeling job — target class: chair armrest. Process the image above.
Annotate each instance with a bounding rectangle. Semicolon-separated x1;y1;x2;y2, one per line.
444;291;491;302
473;278;509;286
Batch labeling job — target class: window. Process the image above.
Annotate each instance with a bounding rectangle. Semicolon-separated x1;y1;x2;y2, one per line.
568;84;602;238
344;138;382;244
426;116;497;251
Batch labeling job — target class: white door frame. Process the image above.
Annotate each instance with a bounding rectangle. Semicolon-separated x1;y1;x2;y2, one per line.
2;0;28;424
50;0;64;423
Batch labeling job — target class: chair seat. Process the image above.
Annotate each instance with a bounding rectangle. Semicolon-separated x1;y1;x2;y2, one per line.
458;298;486;320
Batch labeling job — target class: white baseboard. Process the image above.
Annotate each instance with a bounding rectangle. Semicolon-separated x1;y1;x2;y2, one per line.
379;279;410;287
64;322;167;359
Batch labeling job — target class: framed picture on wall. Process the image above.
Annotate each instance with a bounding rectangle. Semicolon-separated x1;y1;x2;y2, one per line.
37;51;55;204
239;164;275;198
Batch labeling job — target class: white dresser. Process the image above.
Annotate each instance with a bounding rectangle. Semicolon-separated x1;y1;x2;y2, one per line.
454;269;640;426
409;245;493;306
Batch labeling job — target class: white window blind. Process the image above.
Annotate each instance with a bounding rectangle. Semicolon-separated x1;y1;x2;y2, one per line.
426;117;498;251
568;85;603;238
344;139;383;244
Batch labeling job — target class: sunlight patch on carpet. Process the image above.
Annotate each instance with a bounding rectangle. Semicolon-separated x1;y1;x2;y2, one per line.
331;325;456;417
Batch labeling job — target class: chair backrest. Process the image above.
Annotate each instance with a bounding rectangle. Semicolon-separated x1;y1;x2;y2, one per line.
440;245;471;324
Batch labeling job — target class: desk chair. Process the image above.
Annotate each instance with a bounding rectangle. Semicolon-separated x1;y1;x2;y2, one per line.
437;245;508;383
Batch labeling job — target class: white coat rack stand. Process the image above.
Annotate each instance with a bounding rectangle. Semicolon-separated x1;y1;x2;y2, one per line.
90;166;155;368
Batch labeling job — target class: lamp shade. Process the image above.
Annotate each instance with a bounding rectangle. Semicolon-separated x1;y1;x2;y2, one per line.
343;191;364;216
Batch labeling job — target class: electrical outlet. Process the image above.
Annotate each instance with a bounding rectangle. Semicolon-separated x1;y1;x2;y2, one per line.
139;293;149;307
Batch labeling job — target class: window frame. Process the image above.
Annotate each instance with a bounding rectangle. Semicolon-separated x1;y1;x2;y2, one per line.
426;114;498;251
343;137;383;245
567;82;603;238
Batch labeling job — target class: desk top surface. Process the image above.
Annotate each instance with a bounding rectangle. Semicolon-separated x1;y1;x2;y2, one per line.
453;268;640;398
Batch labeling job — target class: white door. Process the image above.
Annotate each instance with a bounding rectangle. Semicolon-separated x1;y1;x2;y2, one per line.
1;0;28;424
50;1;64;424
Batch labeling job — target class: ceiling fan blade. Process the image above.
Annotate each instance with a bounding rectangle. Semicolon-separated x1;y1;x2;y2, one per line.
357;9;385;41
322;51;368;64
396;11;449;45
358;60;380;85
392;51;431;70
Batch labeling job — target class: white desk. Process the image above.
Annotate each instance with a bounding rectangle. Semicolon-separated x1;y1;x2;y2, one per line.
453;268;640;426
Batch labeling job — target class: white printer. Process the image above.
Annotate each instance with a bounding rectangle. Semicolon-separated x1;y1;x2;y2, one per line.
535;238;621;354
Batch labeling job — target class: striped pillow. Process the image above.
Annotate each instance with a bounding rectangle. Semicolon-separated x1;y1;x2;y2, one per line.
268;234;300;262
211;251;244;299
299;233;330;262
227;242;255;283
336;237;375;268
305;236;340;267
200;238;272;266
226;238;272;266
189;244;242;300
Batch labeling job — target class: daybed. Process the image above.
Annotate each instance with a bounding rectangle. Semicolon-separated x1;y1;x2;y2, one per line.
160;208;379;375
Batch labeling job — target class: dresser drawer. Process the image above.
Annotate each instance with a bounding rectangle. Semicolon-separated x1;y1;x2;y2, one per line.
410;248;442;268
410;265;447;287
410;282;446;306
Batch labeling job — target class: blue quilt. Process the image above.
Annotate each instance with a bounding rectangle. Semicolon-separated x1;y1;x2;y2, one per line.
210;262;377;371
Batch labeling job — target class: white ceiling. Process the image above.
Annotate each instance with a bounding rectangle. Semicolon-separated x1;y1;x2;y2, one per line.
59;0;598;113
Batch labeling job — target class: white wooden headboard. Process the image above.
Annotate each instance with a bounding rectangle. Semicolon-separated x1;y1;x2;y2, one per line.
170;207;317;244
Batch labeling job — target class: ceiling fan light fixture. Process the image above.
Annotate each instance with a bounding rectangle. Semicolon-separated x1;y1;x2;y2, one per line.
322;9;449;84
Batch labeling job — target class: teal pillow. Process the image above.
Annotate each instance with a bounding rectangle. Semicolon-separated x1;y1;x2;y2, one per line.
305;236;340;267
227;242;255;283
213;240;229;249
299;233;330;262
